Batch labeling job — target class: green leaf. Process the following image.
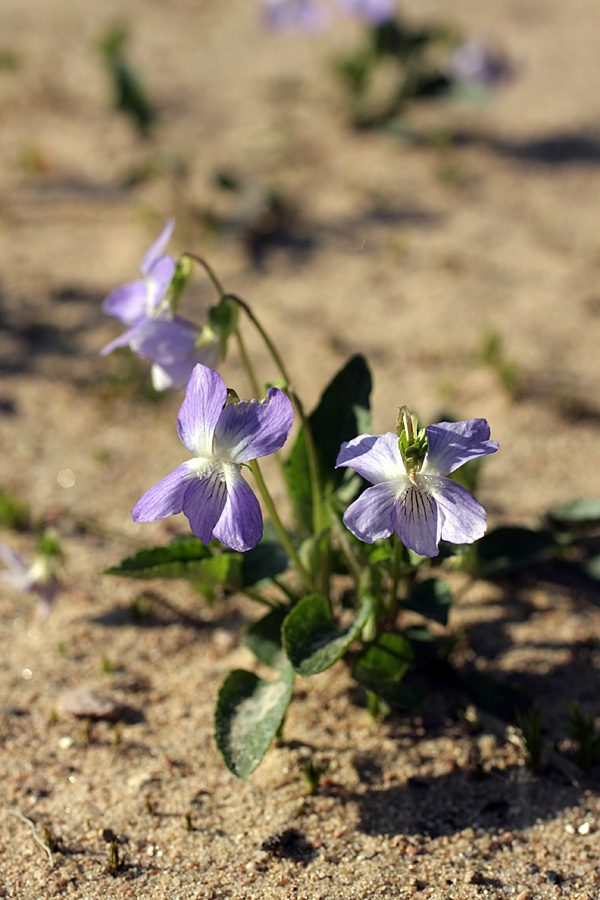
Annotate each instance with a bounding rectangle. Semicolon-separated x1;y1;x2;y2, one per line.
241;531;290;588
299;527;332;579
585;555;600;582
214;666;295;779
404;578;452;626
282;594;372;677
104;538;242;589
353;633;424;708
242;607;289;671
458;526;555;577
285;355;372;533
460;671;530;723
546;497;600;531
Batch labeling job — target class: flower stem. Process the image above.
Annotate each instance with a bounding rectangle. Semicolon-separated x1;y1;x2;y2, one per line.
182;252;225;300
387;534;403;627
234;328;261;398
225;292;324;536
250;459;313;593
242;587;280;610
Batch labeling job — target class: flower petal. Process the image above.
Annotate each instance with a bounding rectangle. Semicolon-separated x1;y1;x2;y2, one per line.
341;0;396;25
342;482;399;543
182;464;229;545
131;461;195;523
150;337;221;392
213;388;293;463
132;317;197;364
214;466;263;551
336;432;403;484
262;0;325;31
102;280;148;324
177;364;228;456
139;219;175;277
423;475;488;545
392;483;440;557
0;543;28;576
146;256;176;312
100;319;146;357
422;419;498;477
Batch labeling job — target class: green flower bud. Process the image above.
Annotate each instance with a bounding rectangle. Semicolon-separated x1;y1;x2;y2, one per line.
169;255;193;314
396;406;428;478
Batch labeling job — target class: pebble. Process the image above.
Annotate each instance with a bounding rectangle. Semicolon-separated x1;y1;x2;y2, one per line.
57;685;126;720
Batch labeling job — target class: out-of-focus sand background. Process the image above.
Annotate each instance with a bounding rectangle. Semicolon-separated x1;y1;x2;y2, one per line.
1;2;600;897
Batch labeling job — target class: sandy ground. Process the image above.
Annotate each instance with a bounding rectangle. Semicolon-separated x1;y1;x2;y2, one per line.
1;0;600;897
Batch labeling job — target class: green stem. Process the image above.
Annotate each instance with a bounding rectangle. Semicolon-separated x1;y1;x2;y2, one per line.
333;515;363;594
234;328;261;398
250;459;313;593
272;575;301;604
243;587;280;610
388;534;403;627
225;292;324;536
182;252;225;300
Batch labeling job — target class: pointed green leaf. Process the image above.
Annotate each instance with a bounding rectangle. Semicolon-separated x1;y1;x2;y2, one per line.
214;666;295;779
282;593;372;677
104;538;242;589
241;537;290;587
353;633;424;708
457;527;555;577
405;578;452;626
285;355;372;533
546;497;600;531
242;607;289;671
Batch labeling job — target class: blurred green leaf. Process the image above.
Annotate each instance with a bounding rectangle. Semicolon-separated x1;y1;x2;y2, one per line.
0;490;30;531
546;498;600;532
242;607;289;671
461;671;530;722
283;594;372;677
99;22;156;136
405;578;452;626
214;666;294;779
353;633;424;708
241;530;290;587
458;526;555;577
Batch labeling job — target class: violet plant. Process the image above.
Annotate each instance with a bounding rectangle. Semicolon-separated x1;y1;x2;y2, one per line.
103;221;503;778
261;0;512;130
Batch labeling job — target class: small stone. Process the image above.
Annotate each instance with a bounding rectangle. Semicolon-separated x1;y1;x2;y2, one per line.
564;823;576;834
545;870;563;885
578;822;591;835
516;891;531;900
57;685;126;721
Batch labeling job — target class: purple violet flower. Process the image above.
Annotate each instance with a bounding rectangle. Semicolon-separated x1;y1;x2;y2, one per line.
448;39;512;89
132;364;294;551
133;316;222;391
336;415;498;557
261;0;326;31
102;219;176;325
339;0;396;25
0;543;61;617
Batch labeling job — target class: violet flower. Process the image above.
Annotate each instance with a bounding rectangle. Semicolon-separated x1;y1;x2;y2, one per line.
132;316;221;391
339;0;396;25
0;542;61;617
261;0;326;31
336;412;498;557
102;219;176;325
448;39;512;89
132;364;293;551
